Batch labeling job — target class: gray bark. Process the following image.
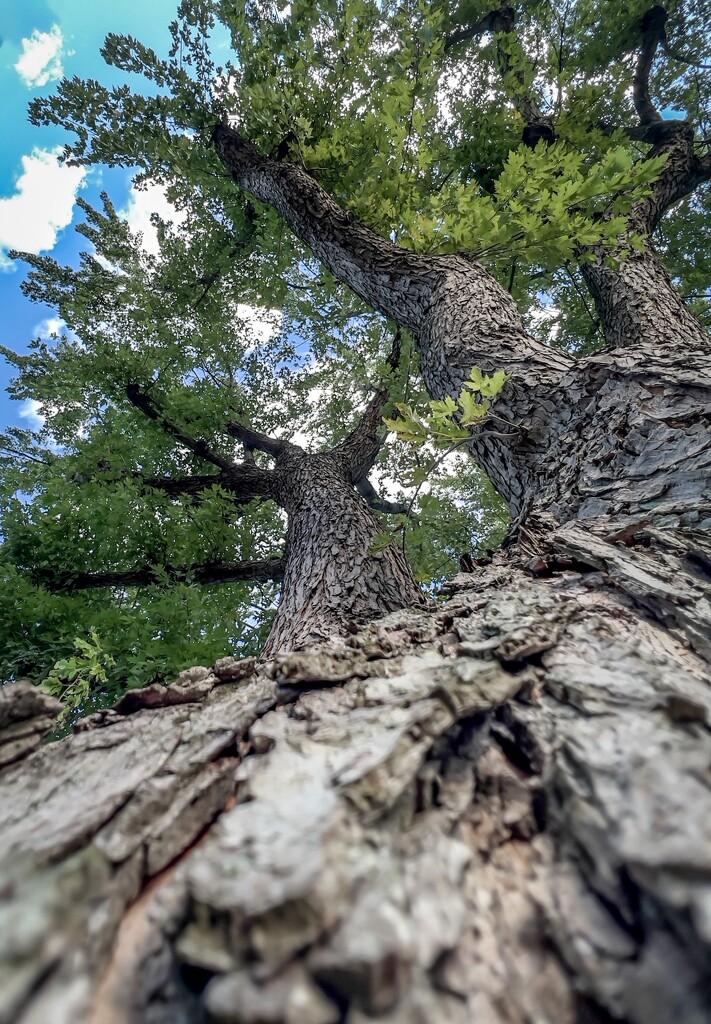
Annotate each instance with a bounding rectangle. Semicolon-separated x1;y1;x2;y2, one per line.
2;543;711;1024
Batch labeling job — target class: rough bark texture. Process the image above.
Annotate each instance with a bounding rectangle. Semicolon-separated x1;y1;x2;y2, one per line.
2;549;711;1024
212;126;711;535
213;123;572;520
50;379;421;654
264;447;423;657
581;130;711;355
4;16;709;1019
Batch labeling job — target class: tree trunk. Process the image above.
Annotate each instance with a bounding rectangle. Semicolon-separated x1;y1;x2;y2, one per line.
2;538;711;1024
2;124;709;1024
211;126;711;535
263;447;422;657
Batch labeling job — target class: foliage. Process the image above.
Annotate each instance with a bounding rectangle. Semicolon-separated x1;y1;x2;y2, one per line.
385;367;511;444
1;0;709;707
41;629;116;726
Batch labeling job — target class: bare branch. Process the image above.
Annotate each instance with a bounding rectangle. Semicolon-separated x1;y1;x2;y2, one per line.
125;384;236;472
33;556;285;592
331;387;390;483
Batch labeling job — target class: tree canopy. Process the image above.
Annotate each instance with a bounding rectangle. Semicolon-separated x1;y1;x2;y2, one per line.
1;0;708;716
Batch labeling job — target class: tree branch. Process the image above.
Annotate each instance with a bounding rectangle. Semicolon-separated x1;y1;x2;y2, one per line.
141;466;276;505
444;6;556;148
211;123;438;332
138;471;234;496
444;8;507;50
593;8;711;232
633;6;668;129
332;331;403;482
211;125;574;521
625;8;711;231
635;131;711;234
69;465;276;506
332;387;391;482
125;383;236;472
355;477;408;515
33;556;285;592
225;421;291;458
0;443;51;465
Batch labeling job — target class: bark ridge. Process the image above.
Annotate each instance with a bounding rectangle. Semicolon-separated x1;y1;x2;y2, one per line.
2;554;711;1024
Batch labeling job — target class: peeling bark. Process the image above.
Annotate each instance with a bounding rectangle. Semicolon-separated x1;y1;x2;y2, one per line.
2;548;711;1024
4;17;710;1019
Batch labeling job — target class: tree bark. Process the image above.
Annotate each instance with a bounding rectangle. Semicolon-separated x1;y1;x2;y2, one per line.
212;123;573;520
36;381;420;653
263;447;423;657
4;70;710;1024
580;130;711;355
212;126;711;544
2;544;711;1024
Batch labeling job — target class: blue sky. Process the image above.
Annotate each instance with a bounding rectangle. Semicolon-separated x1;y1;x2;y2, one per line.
0;0;181;432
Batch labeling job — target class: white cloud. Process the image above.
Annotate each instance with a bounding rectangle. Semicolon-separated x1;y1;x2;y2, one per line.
33;317;66;339
119;181;186;256
18;399;45;429
14;25;66;88
0;148;86;267
235;303;282;346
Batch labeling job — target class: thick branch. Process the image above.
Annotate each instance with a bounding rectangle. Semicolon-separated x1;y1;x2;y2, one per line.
444;7;508;50
620;8;711;232
212;124;574;521
143;465;276;505
226;421;291;458
138;471;234;497
333;331;402;482
211;124;564;378
212;124;436;332
633;6;668;128
333;388;390;483
125;384;236;472
70;466;276;507
355;477;408;515
635;130;711;234
34;557;285;591
445;6;556;147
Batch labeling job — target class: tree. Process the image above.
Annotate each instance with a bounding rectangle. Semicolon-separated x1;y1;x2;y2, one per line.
1;1;710;1021
1;197;504;708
